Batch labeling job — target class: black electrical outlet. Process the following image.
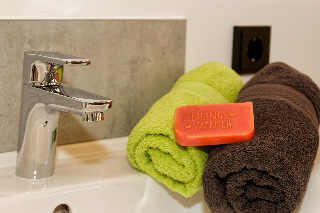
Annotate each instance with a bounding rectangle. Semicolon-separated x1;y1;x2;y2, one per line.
232;26;271;74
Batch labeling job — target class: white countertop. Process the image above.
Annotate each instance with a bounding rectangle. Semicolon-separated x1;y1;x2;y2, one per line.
0;137;319;213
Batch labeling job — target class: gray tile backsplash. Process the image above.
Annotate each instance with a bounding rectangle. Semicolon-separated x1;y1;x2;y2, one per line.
0;20;186;153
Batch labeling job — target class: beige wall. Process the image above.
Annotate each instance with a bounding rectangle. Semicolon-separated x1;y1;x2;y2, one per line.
0;1;319;85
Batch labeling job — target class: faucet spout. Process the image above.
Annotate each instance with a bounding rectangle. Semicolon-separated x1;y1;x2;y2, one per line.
16;52;112;179
42;83;112;122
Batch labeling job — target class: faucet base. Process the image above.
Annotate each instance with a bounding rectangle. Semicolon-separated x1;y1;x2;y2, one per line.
16;103;61;179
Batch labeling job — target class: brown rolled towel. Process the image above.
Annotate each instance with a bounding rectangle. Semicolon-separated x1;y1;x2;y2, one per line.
202;62;320;213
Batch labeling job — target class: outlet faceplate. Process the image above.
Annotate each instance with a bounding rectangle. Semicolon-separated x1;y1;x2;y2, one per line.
232;26;271;74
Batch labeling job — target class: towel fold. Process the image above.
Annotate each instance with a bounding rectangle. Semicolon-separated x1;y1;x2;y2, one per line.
173;62;245;103
240;62;320;120
202;62;320;213
127;62;244;197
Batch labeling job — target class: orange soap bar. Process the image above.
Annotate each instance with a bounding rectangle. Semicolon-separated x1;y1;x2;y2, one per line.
174;102;254;146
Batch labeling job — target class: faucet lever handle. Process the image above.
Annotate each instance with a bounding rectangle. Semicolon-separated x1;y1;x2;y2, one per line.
23;51;91;86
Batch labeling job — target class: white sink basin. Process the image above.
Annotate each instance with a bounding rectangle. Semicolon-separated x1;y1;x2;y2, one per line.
0;137;319;213
0;137;209;213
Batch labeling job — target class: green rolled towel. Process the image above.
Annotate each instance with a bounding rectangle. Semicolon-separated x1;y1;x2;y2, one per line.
173;62;244;102
127;62;244;197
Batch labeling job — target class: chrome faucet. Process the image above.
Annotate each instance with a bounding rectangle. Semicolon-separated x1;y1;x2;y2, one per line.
16;52;112;179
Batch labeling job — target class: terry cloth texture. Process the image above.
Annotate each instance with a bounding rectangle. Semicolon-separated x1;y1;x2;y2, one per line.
202;62;320;213
173;62;244;103
127;62;244;197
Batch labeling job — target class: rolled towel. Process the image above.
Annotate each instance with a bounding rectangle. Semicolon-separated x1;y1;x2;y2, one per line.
127;62;244;197
241;62;320;120
202;62;320;213
173;62;245;103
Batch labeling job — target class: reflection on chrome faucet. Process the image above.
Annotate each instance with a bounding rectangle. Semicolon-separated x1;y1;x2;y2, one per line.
21;178;48;193
16;52;112;179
